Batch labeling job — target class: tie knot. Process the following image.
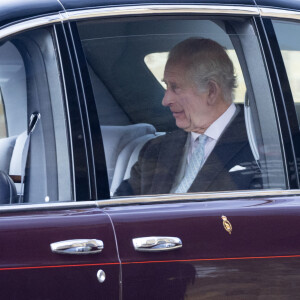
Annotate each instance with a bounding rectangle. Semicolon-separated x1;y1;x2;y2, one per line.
196;134;208;146
194;134;207;153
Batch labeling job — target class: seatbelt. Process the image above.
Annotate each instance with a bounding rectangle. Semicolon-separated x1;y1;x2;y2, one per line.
244;94;261;170
19;112;41;203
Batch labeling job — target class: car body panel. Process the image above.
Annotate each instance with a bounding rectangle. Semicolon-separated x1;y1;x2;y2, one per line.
106;196;300;298
0;0;299;299
256;0;300;11
0;207;120;299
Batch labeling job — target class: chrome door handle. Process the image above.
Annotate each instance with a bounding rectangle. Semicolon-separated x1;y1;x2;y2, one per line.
50;239;104;255
133;236;182;252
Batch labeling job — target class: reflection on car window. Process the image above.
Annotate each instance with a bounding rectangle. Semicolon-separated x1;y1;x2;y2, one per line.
0;28;72;205
78;18;286;198
273;20;300;118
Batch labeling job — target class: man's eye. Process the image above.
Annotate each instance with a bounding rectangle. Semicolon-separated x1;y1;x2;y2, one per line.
171;84;177;92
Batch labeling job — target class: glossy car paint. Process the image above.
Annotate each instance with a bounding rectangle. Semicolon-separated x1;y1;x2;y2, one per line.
0;207;120;299
256;0;300;11
106;197;300;299
0;0;300;299
0;0;258;29
0;0;62;28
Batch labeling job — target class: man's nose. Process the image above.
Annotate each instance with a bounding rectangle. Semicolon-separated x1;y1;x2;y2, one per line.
162;89;173;107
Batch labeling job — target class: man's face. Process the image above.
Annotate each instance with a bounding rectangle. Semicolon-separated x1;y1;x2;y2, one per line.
162;63;211;133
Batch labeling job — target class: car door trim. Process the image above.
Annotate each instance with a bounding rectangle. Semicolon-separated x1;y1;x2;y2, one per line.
96;189;300;207
0;189;299;212
122;254;300;265
0;5;260;40
260;7;300;20
63;5;259;21
3;252;300;272
0;261;119;272
0;14;64;40
0;201;97;213
0;5;298;211
1;6;300;47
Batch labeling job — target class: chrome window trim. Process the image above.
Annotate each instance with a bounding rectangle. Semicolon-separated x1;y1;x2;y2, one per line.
0;5;299;211
0;14;64;40
0;5;259;40
260;7;300;21
0;201;97;213
64;5;259;21
1;6;300;41
0;189;299;212
95;190;300;207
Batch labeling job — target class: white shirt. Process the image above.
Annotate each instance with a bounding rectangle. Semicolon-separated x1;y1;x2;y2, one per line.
188;103;237;164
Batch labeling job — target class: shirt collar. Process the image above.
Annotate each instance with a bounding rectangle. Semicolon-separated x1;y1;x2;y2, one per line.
191;103;236;142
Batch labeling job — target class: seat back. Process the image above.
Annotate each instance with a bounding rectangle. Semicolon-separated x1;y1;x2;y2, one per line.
0;135;17;173
101;124;157;194
0;131;26;196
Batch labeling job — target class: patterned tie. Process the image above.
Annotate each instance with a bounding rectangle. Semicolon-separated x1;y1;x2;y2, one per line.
175;134;208;193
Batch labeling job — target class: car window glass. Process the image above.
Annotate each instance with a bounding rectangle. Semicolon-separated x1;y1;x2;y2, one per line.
0;27;72;204
273;20;300;122
78;17;286;198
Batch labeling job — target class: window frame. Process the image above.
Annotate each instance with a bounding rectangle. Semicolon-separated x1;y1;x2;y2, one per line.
0;19;92;204
0;5;300;210
53;22;97;201
74;11;290;200
257;16;300;189
265;17;300;190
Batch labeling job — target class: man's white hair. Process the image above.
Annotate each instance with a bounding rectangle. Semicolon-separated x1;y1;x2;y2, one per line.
167;38;236;103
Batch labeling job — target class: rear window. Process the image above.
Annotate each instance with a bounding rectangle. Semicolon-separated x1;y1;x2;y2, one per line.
78;17;286;198
144;50;246;103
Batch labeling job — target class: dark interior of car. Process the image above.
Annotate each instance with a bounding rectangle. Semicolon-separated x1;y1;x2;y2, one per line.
0;15;293;203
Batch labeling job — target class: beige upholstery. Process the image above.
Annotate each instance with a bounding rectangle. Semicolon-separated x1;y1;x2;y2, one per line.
101;124;159;195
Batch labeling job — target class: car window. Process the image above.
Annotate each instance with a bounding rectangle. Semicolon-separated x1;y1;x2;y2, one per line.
0;27;72;204
272;20;300;123
78;17;286;198
144;50;246;104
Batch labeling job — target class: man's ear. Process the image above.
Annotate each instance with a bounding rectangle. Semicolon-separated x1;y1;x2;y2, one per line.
207;81;220;105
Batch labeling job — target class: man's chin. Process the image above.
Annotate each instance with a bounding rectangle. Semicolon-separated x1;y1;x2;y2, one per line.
175;121;191;132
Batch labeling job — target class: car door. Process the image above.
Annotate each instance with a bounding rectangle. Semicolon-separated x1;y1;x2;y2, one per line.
0;15;119;299
0;206;119;299
105;195;300;299
74;3;300;299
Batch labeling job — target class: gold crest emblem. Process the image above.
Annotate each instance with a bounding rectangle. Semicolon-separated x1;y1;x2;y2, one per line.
221;215;232;235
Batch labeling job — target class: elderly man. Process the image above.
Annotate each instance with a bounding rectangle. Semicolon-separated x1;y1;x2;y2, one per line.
116;38;261;196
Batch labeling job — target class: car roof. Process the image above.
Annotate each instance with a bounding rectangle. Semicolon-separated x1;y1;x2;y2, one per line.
1;0;300;33
256;0;300;11
0;0;258;29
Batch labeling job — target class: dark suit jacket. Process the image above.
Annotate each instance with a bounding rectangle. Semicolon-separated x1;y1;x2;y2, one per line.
116;108;262;196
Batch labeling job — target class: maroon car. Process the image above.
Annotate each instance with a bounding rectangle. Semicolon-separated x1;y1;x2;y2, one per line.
0;0;300;299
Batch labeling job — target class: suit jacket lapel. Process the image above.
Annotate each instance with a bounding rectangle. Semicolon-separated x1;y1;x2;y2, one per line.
150;130;187;194
189;108;249;192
